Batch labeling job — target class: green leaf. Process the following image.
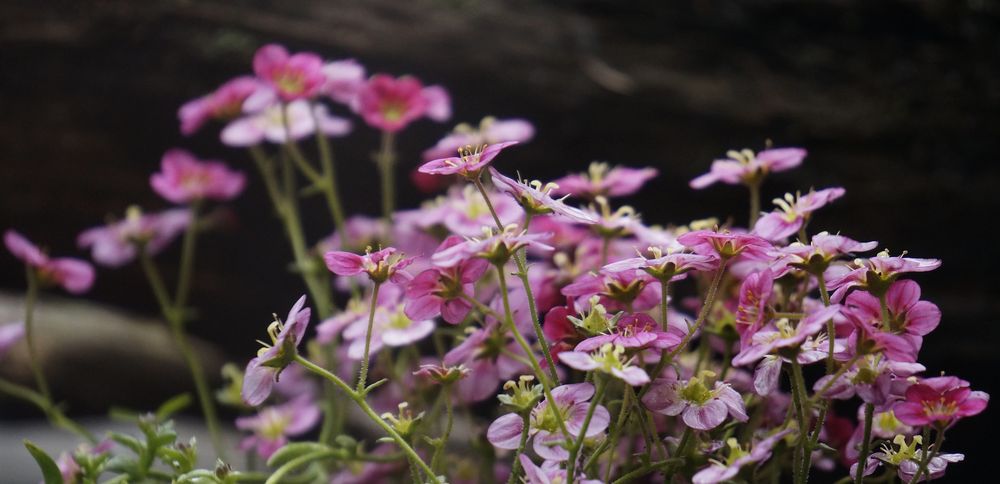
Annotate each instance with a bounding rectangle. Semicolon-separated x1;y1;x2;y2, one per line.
265;442;336;468
109;432;144;455
23;440;64;484
100;475;130;484
155;393;193;421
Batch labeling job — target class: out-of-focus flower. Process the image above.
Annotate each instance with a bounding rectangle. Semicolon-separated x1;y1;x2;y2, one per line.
242;296;311;406
321;59;366;104
353;74;450;132
0;322;24;360
325;246;414;284
642;371;748;430
150;149;245;204
4;230;94;294
562;270;660;312
432;225;553;267
423;117;534;161
342;303;435;360
252;44;325;101
77;206;190;267
413;362;469;385
405;236;488;324
551;162;658;199
753;187;845;241
179;76;260;135
689;147;806;189
236;396;320;459
518;454;603;484
221;100;351;147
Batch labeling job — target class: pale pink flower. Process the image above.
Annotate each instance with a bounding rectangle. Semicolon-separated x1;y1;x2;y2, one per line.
642;372;748;430
753;187;845;241
321;59;366;104
0;322;24;360
559;343;651;386
518;455;603;484
178;76;260;135
342;303;435;360
691;430;793;484
324;246;414;284
252;44;325;101
431;226;553;267
826;251;941;303
574;313;683;352
150;149;245;204
77;207;190;267
689;147;806;189
732;304;842;367
423;117;534;161
4;230;94;294
221;100;351;147
677;229;772;262
443;322;530;402
242;296;311;406
551;162;658;199
490;168;596;223
236;396;320;459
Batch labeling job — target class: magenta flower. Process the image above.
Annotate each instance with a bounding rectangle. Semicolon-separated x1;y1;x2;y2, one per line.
518;455;603;484
443;322;529;403
236;395;321;459
432;226;553;267
550;162;659;199
490;168;596;223
242;295;311;406
221;100;352;147
559;343;651;386
0;322;24;360
826;251;941;303
321;59;366;104
575;313;683;352
893;376;989;427
691;430;793;484
677;229;772;262
732;304;842;367
353;74;450;132
77;207;190;267
324;246;414;284
813;356;924;408
845;279;940;338
562;270;661;312
734;269;774;346
252;44;325;101
752;187;845;241
178;76;260;135
488;382;610;461
418;141;518;179
405;236;489;324
689;147;806;189
775;232;878;274
4;230;94;294
150;149;245;204
423;117;534;161
642;372;748;430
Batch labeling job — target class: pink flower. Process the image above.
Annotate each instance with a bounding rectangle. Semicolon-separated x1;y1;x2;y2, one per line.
734;269;774;346
732;304;842;367
422;117;534;161
324;246;414;284
418;141;518;179
689;147;806;189
236;396;321;459
813;356;924;408
550;162;659;199
752;187;845;241
488;382;610;461
490;168;596;223
826;251;941;303
432;185;524;237
775;232;877;274
691;430;793;484
431;226;553;267
405;236;489;324
178;76;261;135
559;343;651;386
602;249;716;283
561;270;660;312
342;303;435;360
893;376;989;427
443;322;530;402
574;313;683;352
842;280;940;361
252;44;325;101
518;455;602;484
221;100;351;147
77;207;190;267
677;229;772;262
321;59;366;104
353;74;450;132
4;230;94;294
642;372;748;430
412;362;470;385
0;322;24;360
242;296;311;406
150;149;245;204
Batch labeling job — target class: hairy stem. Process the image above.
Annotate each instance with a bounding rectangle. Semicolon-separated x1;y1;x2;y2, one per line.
356;282;382;393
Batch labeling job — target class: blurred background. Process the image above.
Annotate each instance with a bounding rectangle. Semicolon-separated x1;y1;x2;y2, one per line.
1;0;998;481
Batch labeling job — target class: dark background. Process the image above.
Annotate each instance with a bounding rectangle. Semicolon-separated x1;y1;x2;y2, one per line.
1;0;997;481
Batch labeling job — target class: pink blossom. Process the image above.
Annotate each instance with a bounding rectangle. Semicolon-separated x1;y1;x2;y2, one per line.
893;376;989;427
642;373;748;430
443;322;529;402
813;356;924;408
732;304;842;367
252;44;325;101
841;280;940;362
753;187;845;241
242;296;311;406
677;229;772;262
490;168;596;223
0;322;24;360
559;343;651;386
178;76;260;135
405;236;488;324
221;100;351;147
353;74;450;132
236;396;320;459
432;185;524;237
550;162;658;199
734;269;774;347
574;313;683;352
826;251;941;303
423;117;534;161
324;246;414;284
689;147;806;189
342;303;435;360
4;230;94;294
77;207;190;267
775;232;877;274
431;226;553;268
150;149;245;204
602;249;716;283
518;455;602;484
691;430;793;484
561;270;660;312
321;59;366;104
488;382;610;461
418;141;518;179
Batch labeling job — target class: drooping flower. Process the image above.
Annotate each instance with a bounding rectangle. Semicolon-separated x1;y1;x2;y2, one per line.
236;395;321;459
826;250;941;303
221;99;351;147
574;313;683;353
490;168;597;223
550;162;658;199
178;76;261;135
252;44;326;101
734;269;775;345
0;322;24;360
4;230;95;294
691;429;793;484
324;246;414;284
77;206;190;267
642;371;749;430
418;142;518;179
893;376;989;427
752;187;846;241
677;229;772;262
558;343;651;386
353;74;450;132
689;147;806;189
405;236;489;324
518;454;603;484
150;149;246;204
488;382;610;461
242;296;311;406
423;117;534;161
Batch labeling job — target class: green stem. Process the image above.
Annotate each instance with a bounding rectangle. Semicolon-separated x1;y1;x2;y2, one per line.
791;360;812;484
748;178;762;227
855;403;875;484
294;355;439;482
356;282;382;393
0;377;94;442
668;259;728;360
505;410;533;484
601;384;634;482
908;426;945;484
174;202;201;313
309;102;348;238
376;130;397;224
659;281;670;331
22;268;50;401
430;383;455;474
566;376;607;483
611;459;677;484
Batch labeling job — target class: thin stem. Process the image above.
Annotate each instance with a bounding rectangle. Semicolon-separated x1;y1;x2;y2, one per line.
309;102;348;237
908;426;945;484
659;281;670;331
812;353;863;403
430;383;455;474
294;355;439;482
376;130;397;223
748;178;762;227
174;202;201;313
356;282;382;393
22;268;50;401
601;384;634;482
0;377;94;442
566;376;607;483
668;260;728;360
611;459;676;484
506;411;533;484
791;360;812;484
855;403;875;484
